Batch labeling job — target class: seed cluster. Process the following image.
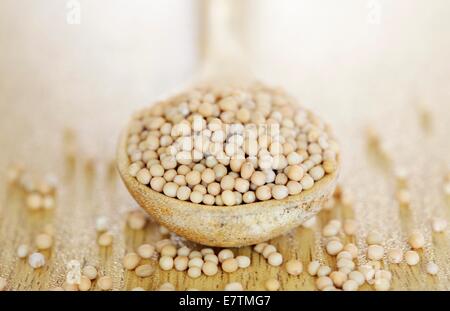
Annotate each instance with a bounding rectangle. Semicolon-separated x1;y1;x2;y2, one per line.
7;163;58;211
16;225;55;270
59;261;114;291
253;242;283;267
126;84;339;206
313;219;392;290
394;167;411;207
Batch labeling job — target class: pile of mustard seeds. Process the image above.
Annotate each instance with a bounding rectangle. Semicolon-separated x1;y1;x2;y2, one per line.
126;83;339;206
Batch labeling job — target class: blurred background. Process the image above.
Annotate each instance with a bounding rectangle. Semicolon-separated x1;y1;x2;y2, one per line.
1;0;449;164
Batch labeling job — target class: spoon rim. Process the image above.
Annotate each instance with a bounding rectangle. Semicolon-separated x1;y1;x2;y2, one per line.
117;124;339;213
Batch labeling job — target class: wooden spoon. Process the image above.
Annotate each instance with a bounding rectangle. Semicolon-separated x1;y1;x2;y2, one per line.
116;0;339;247
117;128;338;247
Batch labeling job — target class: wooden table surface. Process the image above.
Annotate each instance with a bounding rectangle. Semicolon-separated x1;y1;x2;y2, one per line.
1;0;450;291
0;103;449;291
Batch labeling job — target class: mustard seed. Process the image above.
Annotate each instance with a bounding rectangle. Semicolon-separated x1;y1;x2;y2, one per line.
159;256;174;270
286;165;304;181
431;217;447;233
339;256;356;269
309;166;325;181
367;260;382;271
317;265;331;277
95;216;109;232
316;276;333;290
256;186;272;201
163;182;178;197
188;257;204;268
396;189;411;205
366;231;383;245
136;168;151;185
135;264;155;277
127;211;147;230
97;276;113;290
204;254;219;264
236;255;251;269
202;261;218;276
330;271;348;288
42;195;55;209
176;186;191;201
272;185;289;200
348;271;365;286
302;216;317;228
336;251;352;261
387;248;403;264
137;244;155;259
253;243;268;254
343;243;358;259
35;233;53;250
307;260;321;276
82;265;98;280
367;245;384;261
285;259;303;276
190;191;203;203
322;224;339;237
405;250;420;266
158;282;175;291
426;262;439;275
199;248;213;256
26;193;43;210
218;249;234;262
358;265;375;282
375;270;392;281
300;174;314;190
222;258;239;273
174;246;190;257
262;245;277;258
221;190;236;206
17;244;29;258
78;276;91;291
187;267;202;279
123;252;141;270
174;256;189;271
408;231;425;249
28;252;45;268
189;250;202;259
265;278;280;291
161;244;177;257
374;278;390;291
224;282;243;291
98;232;113;247
342;279;358;291
326;240;343;256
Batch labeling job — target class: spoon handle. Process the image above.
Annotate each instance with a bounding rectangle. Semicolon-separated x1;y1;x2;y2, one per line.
197;0;253;83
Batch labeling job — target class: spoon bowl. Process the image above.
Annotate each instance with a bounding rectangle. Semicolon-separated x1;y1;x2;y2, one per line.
117;125;339;247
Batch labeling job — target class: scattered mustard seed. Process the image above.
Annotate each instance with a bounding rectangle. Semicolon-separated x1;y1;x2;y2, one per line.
224;282;243;291
28;252;45;269
123;252;141;270
97;276;113;291
265;278;280;291
135;264;155;277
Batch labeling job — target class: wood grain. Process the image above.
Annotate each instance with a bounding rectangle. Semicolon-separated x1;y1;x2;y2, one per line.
1;149;449;290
